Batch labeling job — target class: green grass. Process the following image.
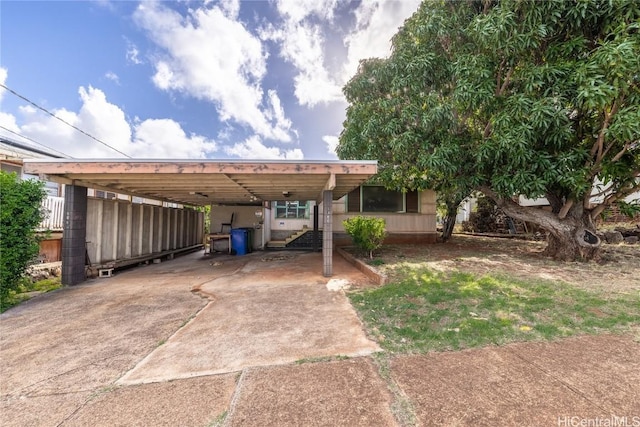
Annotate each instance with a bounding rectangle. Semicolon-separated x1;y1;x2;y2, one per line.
0;277;62;313
348;268;640;353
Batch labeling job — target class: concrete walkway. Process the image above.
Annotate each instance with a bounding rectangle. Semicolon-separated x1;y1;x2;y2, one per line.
1;251;638;426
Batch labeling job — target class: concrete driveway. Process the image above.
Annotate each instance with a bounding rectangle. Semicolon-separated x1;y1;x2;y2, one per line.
2;250;639;426
0;250;385;426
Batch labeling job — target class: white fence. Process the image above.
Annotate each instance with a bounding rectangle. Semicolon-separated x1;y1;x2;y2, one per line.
40;196;64;231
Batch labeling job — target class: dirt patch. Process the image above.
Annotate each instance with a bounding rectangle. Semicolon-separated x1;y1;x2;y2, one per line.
390;334;640;426
365;234;640;295
65;375;237;427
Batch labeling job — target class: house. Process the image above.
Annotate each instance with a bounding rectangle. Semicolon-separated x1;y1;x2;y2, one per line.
209;185;438;251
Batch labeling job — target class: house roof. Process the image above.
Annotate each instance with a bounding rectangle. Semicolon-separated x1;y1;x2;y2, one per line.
23;159;378;206
0;137;67;161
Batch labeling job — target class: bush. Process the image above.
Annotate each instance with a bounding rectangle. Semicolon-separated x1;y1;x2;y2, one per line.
0;171;46;305
343;216;386;259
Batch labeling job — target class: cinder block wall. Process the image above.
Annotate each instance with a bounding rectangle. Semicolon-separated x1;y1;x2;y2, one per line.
86;198;204;265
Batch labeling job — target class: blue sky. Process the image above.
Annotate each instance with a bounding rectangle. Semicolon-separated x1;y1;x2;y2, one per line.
0;0;421;160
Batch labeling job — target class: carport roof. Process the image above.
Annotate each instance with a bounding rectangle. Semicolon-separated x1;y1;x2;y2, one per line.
23;159;378;206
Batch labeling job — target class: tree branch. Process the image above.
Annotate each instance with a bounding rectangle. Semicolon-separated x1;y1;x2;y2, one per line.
483;121;492;139
588;98;619;160
558;198;574;219
483;0;492;14
496;59;505;96
498;67;514;96
608;143;630;163
477;186;564;231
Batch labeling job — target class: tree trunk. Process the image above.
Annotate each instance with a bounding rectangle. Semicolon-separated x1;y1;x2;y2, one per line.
543;226;601;261
441;211;457;242
482;189;602;261
440;196;465;242
520;211;600;261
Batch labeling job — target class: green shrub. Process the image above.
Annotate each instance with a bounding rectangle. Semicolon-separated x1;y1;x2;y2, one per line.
0;171;46;306
343;216;386;259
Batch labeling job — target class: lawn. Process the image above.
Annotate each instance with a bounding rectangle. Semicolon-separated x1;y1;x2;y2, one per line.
347;235;640;353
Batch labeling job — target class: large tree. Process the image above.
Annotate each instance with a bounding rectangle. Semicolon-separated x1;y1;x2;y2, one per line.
338;0;640;260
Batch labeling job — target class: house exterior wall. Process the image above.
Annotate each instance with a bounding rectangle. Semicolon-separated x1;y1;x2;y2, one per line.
210;205;265;250
262;188;438;245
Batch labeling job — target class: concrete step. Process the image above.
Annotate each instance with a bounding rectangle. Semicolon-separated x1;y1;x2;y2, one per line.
267;241;287;248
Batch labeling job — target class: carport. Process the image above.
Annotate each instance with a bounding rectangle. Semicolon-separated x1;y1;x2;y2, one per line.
23;159;377;285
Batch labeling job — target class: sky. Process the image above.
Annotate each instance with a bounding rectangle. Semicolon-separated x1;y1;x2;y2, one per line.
0;0;421;160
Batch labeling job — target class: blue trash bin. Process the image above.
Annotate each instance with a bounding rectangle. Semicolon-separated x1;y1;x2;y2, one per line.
231;228;249;255
239;227;254;254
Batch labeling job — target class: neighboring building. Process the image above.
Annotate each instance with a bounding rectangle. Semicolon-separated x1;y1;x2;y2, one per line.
1;137;66;262
1;137;192;265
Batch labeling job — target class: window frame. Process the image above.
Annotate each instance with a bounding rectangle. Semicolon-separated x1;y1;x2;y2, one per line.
273;200;310;219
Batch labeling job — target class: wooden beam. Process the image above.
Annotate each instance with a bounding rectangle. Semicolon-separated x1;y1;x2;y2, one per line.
22;160;378;206
24;160;378;176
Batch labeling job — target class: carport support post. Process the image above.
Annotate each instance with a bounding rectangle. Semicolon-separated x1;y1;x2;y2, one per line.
61;185;88;285
322;190;333;277
313;204;319;252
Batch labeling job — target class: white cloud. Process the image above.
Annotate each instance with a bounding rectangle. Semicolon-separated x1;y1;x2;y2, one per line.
265;0;418;108
218;0;240;18
342;0;421;80
0;68;19;135
9;86;217;159
224;135;303;160
266;90;292;138
133;119;217;158
125;39;143;65
262;0;343;107
105;71;120;84
0;67;8;104
134;2;293;142
322;135;339;156
275;0;339;22
151;61;174;90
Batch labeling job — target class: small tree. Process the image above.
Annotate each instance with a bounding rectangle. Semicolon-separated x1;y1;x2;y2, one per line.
343;216;387;259
0;171;46;303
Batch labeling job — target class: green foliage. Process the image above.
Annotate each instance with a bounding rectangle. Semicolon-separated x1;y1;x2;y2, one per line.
616;199;640;218
0;276;61;313
338;0;640;258
0;171;46;304
343;216;387;259
349;268;640;353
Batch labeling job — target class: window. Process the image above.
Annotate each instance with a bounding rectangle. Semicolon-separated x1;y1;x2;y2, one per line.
95;190;117;200
348;186;419;213
362;186;404;212
274;201;309;219
1;163;22;176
